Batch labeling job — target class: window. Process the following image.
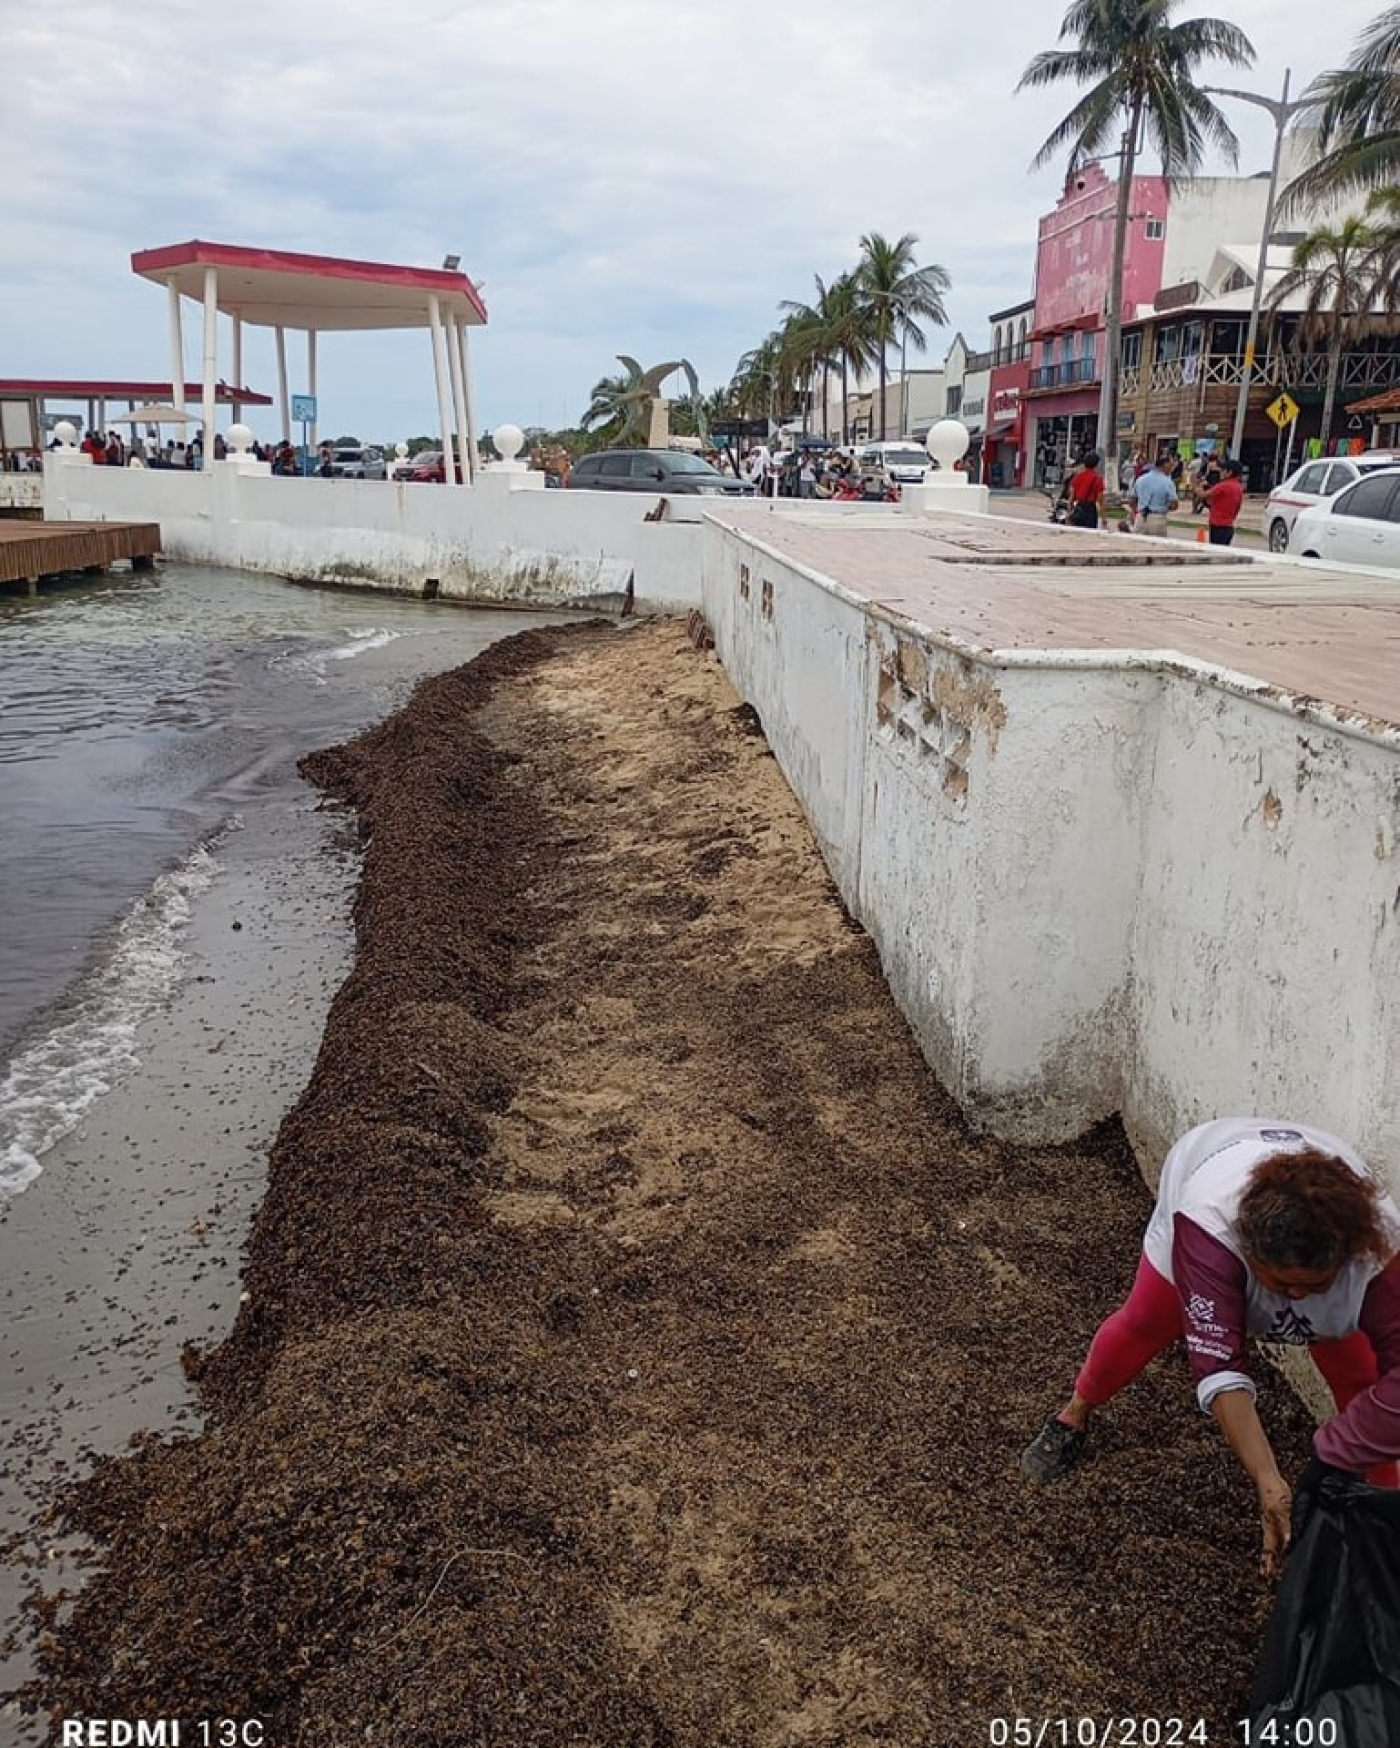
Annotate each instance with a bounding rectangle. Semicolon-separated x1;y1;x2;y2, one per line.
1291;464;1329;494
1335;476;1399;519
946;385;963;415
1121;332;1142;370
598;454;633;478
1320;463;1358;496
1145;218;1164;240
1154;327;1180;364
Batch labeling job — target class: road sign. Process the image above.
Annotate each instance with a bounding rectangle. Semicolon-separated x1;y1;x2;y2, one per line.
1266;392;1300;429
291;394;317;423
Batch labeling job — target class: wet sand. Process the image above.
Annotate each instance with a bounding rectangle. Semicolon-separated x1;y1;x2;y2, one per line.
0;796;359;1743
7;618;1316;1746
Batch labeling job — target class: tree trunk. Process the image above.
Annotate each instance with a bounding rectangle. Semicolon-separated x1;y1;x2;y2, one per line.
1099;106;1142;473
1320;329;1343;450
841;358;850;445
877;334;889;441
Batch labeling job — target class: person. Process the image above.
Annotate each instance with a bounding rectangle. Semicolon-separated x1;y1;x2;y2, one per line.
1196;457;1245;546
1021;1119;1400;1576
1065;448;1106;529
1132;452;1179;537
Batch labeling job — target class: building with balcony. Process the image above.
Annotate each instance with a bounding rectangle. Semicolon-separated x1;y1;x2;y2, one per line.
986;298;1034;488
1118;243;1400;490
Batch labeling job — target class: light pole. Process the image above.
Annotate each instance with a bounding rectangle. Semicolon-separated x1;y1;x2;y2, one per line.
1203;72;1308;461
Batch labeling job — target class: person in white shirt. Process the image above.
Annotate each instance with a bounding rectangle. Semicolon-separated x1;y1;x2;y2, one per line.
1021;1119;1400;1576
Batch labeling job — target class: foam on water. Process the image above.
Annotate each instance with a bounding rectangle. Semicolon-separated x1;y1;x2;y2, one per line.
0;826;232;1197
269;626;406;686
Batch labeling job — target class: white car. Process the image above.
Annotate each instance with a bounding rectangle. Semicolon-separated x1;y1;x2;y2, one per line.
1289;467;1400;568
1262;451;1400;553
856;442;930;497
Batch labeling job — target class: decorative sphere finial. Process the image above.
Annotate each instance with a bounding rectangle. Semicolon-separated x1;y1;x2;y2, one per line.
53;420;78;449
926;419;970;472
226;423;254;454
492;423;525;462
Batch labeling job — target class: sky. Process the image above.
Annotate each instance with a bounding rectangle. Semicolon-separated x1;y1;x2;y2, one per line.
3;0;1390;444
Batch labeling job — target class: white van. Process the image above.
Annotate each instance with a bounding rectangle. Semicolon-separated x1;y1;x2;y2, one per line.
856;441;930;496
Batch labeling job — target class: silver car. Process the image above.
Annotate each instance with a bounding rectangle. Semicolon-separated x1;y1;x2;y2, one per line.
330;444;388;480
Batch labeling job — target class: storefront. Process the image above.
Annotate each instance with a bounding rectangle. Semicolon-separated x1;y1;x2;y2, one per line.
984;366;1029;489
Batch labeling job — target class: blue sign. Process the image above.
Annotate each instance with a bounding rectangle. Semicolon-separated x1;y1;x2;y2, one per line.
291;394;317;423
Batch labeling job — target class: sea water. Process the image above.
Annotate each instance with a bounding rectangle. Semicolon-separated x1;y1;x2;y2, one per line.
0;561;566;1196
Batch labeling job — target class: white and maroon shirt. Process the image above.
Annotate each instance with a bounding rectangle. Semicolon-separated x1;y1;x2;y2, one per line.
1141;1118;1400;1469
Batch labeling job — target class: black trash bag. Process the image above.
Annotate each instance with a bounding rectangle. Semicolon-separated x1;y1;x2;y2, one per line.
1248;1475;1400;1745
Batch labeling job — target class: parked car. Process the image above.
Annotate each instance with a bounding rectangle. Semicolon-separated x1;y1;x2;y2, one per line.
568;449;752;495
401;449;463;483
856;442;930;498
1261;451;1400;553
329;444;387;480
1289;466;1400;568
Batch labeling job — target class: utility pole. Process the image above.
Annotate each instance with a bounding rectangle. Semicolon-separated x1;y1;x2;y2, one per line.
1204;72;1308;461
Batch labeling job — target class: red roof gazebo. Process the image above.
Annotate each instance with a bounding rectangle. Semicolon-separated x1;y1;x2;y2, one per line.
130;240;489;481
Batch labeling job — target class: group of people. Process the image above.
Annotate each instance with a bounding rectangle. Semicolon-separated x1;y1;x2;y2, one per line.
732;444;882;501
65;429;231;471
1056;446;1246;543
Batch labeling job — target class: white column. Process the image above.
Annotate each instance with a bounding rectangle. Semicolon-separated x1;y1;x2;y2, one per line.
307;331;318;451
167;278;185;412
428;296;456;481
458;322;480;481
446;314;471;487
275;326;289;437
201;265;218;466
231;314;243;421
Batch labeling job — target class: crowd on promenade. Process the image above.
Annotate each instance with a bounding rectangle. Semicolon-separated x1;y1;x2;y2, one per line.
1056;443;1246;543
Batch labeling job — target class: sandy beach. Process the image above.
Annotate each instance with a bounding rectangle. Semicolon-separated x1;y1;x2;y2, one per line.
6;617;1316;1746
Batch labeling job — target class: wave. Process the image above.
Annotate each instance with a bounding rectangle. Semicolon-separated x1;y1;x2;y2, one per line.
0;826;234;1196
268;626;406;686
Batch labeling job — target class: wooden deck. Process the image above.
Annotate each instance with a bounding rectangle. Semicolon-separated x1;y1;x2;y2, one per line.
0;520;161;593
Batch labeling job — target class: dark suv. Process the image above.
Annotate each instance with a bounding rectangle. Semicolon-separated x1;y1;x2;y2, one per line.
569;449;751;495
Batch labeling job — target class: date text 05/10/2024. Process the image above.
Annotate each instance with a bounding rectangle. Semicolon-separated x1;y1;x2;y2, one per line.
987;1724;1340;1748
59;1723;265;1746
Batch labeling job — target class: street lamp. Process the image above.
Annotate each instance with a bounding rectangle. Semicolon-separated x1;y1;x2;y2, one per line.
1202;71;1309;460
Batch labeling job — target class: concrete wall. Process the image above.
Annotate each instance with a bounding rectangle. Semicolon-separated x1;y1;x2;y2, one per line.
42;457;710;613
701;516;1400;1197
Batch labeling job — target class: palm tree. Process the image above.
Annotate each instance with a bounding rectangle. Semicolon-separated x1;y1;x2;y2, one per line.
780;272;880;440
1017;0;1254;463
853;233;951;439
730;334;791;430
821;272;878;444
580;368;635;445
1266;215;1385;448
1283;7;1400;211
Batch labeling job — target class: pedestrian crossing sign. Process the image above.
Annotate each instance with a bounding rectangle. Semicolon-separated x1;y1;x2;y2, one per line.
1266;392;1300;428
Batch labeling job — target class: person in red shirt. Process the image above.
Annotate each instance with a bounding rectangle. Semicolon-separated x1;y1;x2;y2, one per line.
1066;449;1107;529
1200;457;1245;545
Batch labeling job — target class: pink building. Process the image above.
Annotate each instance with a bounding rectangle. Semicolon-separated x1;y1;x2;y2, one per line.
1025;163;1167;487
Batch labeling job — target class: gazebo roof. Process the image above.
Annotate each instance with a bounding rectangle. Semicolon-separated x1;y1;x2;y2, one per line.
0;377;272;405
130;240;488;332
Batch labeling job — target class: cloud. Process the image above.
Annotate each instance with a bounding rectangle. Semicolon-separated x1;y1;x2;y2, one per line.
3;0;1384;440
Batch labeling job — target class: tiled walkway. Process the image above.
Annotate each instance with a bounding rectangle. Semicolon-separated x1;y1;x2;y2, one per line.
718;505;1400;732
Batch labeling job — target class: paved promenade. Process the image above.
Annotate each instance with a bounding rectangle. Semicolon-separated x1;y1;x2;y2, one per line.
725;505;1400;732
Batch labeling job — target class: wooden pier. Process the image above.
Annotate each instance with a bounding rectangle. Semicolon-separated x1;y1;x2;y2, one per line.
0;520;161;594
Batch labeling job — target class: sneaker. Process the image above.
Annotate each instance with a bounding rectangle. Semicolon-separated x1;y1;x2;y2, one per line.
1020;1414;1087;1482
